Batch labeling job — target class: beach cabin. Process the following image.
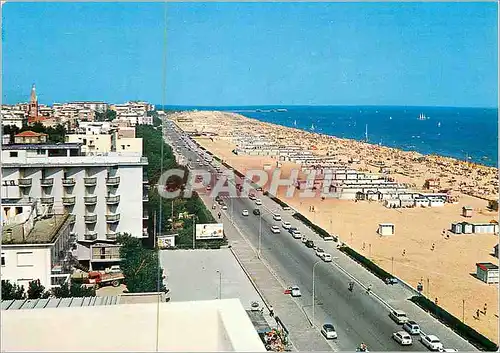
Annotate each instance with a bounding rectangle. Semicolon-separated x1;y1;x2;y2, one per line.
462;206;473;218
451;222;467;234
429;198;445;207
414;198;430;208
355;191;366;201
384;199;401;208
378;223;395;236
424;178;440;190
476;263;499;284
471;223;498;234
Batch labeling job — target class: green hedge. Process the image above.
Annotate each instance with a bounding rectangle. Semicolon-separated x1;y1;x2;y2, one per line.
410;296;498;351
292;212;333;239
339;245;392;281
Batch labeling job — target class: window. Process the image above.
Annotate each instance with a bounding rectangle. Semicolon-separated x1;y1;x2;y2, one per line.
9;151;18;157
37;149;44;155
121;145;125;150
15;207;22;215
1;254;5;266
16;252;34;267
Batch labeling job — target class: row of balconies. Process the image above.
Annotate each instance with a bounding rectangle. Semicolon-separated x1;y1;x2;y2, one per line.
84;232;119;241
40;195;122;206
17;176;122;188
82;213;121;223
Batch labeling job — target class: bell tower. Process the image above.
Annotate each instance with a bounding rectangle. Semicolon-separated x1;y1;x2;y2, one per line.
28;83;41;124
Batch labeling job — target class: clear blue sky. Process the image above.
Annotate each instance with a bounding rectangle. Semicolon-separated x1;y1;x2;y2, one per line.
2;2;498;107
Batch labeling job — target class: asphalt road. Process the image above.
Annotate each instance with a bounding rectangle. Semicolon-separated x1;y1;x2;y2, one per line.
163;122;476;352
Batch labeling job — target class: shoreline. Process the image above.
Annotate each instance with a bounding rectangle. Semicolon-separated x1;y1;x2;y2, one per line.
169;110;499;343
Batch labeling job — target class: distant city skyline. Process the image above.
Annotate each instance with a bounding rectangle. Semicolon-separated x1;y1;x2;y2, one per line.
2;2;498;108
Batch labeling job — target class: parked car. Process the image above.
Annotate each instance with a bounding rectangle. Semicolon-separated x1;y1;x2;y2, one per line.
305;240;314;248
282;221;291;229
242;209;249;216
222;204;228;210
290;286;302;297
392;331;412;346
253;209;261;216
316;248;325;257
389;309;409;324
282;206;291;211
273;214;282;221
291;230;301;239
421;335;443;351
301;237;308;244
321;324;338;339
249;193;257;200
402;321;421;335
438;349;457;352
271;226;280;234
255;199;262;206
322;253;332;262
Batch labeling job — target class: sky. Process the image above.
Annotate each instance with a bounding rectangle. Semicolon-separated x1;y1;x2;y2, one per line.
2;2;498;107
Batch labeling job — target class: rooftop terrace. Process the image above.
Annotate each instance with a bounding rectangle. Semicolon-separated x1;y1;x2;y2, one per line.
2;213;70;245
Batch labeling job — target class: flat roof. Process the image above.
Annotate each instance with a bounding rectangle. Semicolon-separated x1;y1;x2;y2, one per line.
3;143;82;150
2;213;70;245
476;263;499;271
1;299;266;352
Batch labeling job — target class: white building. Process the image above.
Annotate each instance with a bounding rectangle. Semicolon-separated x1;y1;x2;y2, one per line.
1;105;27;128
110;102;154;126
65;131;143;155
1;199;74;290
1;298;266;352
1;142;149;267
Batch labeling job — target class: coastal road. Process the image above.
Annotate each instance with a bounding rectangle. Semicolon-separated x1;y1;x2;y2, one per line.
163;120;478;352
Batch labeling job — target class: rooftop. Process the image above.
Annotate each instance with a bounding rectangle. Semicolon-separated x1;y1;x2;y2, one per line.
3;143;82;150
14;131;48;137
2;213;70;245
476;262;499;271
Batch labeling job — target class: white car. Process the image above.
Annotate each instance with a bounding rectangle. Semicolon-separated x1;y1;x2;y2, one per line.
291;230;301;239
282;206;291;211
402;321;421;335
315;248;325;257
290;286;301;297
389;309;409;324
271;226;280;234
321;324;338;339
222;205;228;210
249;194;257;200
242;209;249;216
301;237;308;244
392;331;412;346
421;335;444;351
282;221;291;229
255;199;262;205
273;214;282;221
322;253;332;262
439;349;458;353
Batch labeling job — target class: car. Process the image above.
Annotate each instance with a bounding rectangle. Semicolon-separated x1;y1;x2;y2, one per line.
291;230;301;239
301;237;308;244
288;227;298;234
242;209;249;216
305;240;314;248
212;204;216;209
206;185;211;191
222;205;228;210
290;286;301;297
392;331;412;346
249;194;257;200
438;349;458;352
255;199;262;205
256;187;263;192
322;253;332;262
273;214;282;221
271;226;280;234
389;309;409;324
282;206;291;211
253;209;261;216
321;324;338;339
316;248;325;257
421;335;443;351
282;221;291;229
402;321;421;335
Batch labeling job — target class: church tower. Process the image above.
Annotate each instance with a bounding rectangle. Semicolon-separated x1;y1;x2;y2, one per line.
28;84;42;124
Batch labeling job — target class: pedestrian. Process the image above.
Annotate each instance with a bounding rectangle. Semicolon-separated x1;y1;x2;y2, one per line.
431;243;435;251
269;305;274;317
476;309;480;319
483;303;487;315
435;297;438;305
402;249;406;256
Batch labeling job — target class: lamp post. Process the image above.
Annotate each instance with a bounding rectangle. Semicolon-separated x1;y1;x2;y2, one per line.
192;216;196;250
216;270;222;299
312;260;321;327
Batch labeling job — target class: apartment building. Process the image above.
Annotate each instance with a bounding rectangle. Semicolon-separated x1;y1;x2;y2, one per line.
66;128;143;155
110;102;153;126
1;105;27;128
1;199;74;290
1;141;149;267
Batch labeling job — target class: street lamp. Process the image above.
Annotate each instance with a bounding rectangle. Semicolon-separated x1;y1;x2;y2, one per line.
192;215;197;250
312;260;322;327
216;270;222;299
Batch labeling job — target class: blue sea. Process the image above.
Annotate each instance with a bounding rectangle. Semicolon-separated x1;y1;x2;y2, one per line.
162;105;498;168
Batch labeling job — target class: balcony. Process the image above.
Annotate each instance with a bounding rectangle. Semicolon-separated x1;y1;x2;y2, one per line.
62;178;76;187
84;195;97;205
84;177;97;186
143;177;149;184
143;212;149;220
18;178;32;187
143;194;149;202
84;232;97;241
106;195;120;205
40;196;54;205
106;213;121;223
106;176;120;186
68;214;76;224
106;233;118;240
62;196;76;206
41;178;54;187
84;214;97;224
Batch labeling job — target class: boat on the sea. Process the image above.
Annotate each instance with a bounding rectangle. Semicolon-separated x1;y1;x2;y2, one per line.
437;122;441;127
310;124;315;131
418;113;429;120
293;120;297;127
276;108;287;112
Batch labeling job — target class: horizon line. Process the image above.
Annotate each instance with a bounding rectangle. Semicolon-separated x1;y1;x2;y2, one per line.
156;104;499;110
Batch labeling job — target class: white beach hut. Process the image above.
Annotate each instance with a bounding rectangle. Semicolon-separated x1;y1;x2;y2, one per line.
378;223;395;236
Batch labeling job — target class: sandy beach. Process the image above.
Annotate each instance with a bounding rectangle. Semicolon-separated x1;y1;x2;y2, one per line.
170;110;499;343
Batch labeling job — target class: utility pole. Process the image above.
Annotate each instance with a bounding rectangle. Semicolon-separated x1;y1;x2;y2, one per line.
153;211;157;248
462;299;465;323
192;216;196;249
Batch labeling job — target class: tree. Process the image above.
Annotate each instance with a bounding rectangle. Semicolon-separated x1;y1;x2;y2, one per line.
52;282;96;298
27;279;50;299
117;233;166;293
1;280;26;300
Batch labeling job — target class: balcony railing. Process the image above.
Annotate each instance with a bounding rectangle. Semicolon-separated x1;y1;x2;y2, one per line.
106;195;120;204
68;214;76;224
62;196;76;206
84;195;97;205
62;178;76;187
143;194;149;202
106;233;118;240
18;178;32;187
106;176;120;186
84;177;97;186
143;178;149;184
84;214;97;223
106;213;121;223
40;196;54;205
84;232;97;241
41;178;54;187
143;213;149;220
